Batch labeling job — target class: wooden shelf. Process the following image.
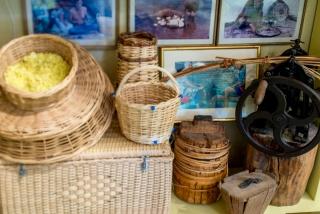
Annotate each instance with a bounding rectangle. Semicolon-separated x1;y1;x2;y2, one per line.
171;148;320;214
171;192;320;214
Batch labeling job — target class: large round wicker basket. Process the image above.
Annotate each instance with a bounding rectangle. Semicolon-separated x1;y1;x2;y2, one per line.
117;32;159;83
115;65;180;144
0;34;78;111
0;46;114;164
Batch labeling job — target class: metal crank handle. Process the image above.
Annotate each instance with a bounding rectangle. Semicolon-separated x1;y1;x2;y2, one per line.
254;80;268;105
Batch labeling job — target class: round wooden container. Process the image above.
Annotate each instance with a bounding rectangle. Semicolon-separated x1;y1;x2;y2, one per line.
174;159;227;177
173;163;227;204
175;136;230;160
117;32;159;83
174;145;229;172
0;34;78;111
172;118;230;204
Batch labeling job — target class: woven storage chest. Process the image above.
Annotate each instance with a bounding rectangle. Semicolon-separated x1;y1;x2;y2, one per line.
0;121;173;214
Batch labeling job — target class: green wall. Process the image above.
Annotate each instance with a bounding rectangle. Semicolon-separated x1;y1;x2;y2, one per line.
310;1;320;56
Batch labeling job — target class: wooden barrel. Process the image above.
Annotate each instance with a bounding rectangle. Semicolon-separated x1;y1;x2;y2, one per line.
246;134;318;206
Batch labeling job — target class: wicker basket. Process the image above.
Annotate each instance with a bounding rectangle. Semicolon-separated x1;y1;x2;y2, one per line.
117;32;159;83
0;34;78;111
0;120;173;214
0;47;114;164
115;65;180;144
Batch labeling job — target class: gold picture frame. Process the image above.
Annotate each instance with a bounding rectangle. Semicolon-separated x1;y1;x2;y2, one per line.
160;45;261;121
128;0;219;45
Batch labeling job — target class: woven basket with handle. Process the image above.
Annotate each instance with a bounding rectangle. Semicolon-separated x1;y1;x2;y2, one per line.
0;34;78;111
117;32;159;83
115;65;180;144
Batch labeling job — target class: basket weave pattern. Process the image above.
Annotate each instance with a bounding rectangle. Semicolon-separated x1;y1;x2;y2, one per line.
116;65;180;144
0;47;114;164
0;121;173;214
0;34;78;111
117;32;159;83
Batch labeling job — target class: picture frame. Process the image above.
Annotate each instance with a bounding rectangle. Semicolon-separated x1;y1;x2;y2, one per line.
217;0;306;45
25;0;117;48
128;0;218;45
160;46;260;121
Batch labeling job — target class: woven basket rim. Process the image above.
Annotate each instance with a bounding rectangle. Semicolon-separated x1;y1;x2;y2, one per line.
0;46;110;140
116;82;179;109
118;32;157;46
0;34;78;99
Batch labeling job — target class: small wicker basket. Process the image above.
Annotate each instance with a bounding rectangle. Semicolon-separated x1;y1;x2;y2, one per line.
0;34;78;111
115;65;180;144
117;32;159;83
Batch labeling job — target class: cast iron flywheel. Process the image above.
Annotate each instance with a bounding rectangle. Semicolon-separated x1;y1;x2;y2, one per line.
236;76;320;157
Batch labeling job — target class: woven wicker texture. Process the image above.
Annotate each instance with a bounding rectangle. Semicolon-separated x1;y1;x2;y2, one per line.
0;34;78;111
0;47;114;164
79;120;172;159
0;120;173;214
117;58;159;83
116;65;180;144
117;32;159;83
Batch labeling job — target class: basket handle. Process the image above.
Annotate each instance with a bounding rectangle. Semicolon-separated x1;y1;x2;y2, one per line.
116;65;180;96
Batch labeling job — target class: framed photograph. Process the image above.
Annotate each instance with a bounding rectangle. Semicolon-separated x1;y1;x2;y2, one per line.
160;46;260;121
26;0;117;48
217;0;306;45
129;0;218;45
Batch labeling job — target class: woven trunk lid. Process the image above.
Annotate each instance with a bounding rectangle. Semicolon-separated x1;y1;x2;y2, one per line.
81;120;172;159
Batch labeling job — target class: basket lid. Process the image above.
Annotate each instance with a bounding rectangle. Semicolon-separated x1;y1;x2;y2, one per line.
76;119;172;160
180;119;225;135
221;171;277;199
178;119;227;149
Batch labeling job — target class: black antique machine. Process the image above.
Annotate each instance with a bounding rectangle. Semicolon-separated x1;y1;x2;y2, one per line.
236;39;320;157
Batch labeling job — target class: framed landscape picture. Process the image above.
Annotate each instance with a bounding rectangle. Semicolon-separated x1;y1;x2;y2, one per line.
160;46;260;121
217;0;306;45
129;0;218;45
26;0;117;48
